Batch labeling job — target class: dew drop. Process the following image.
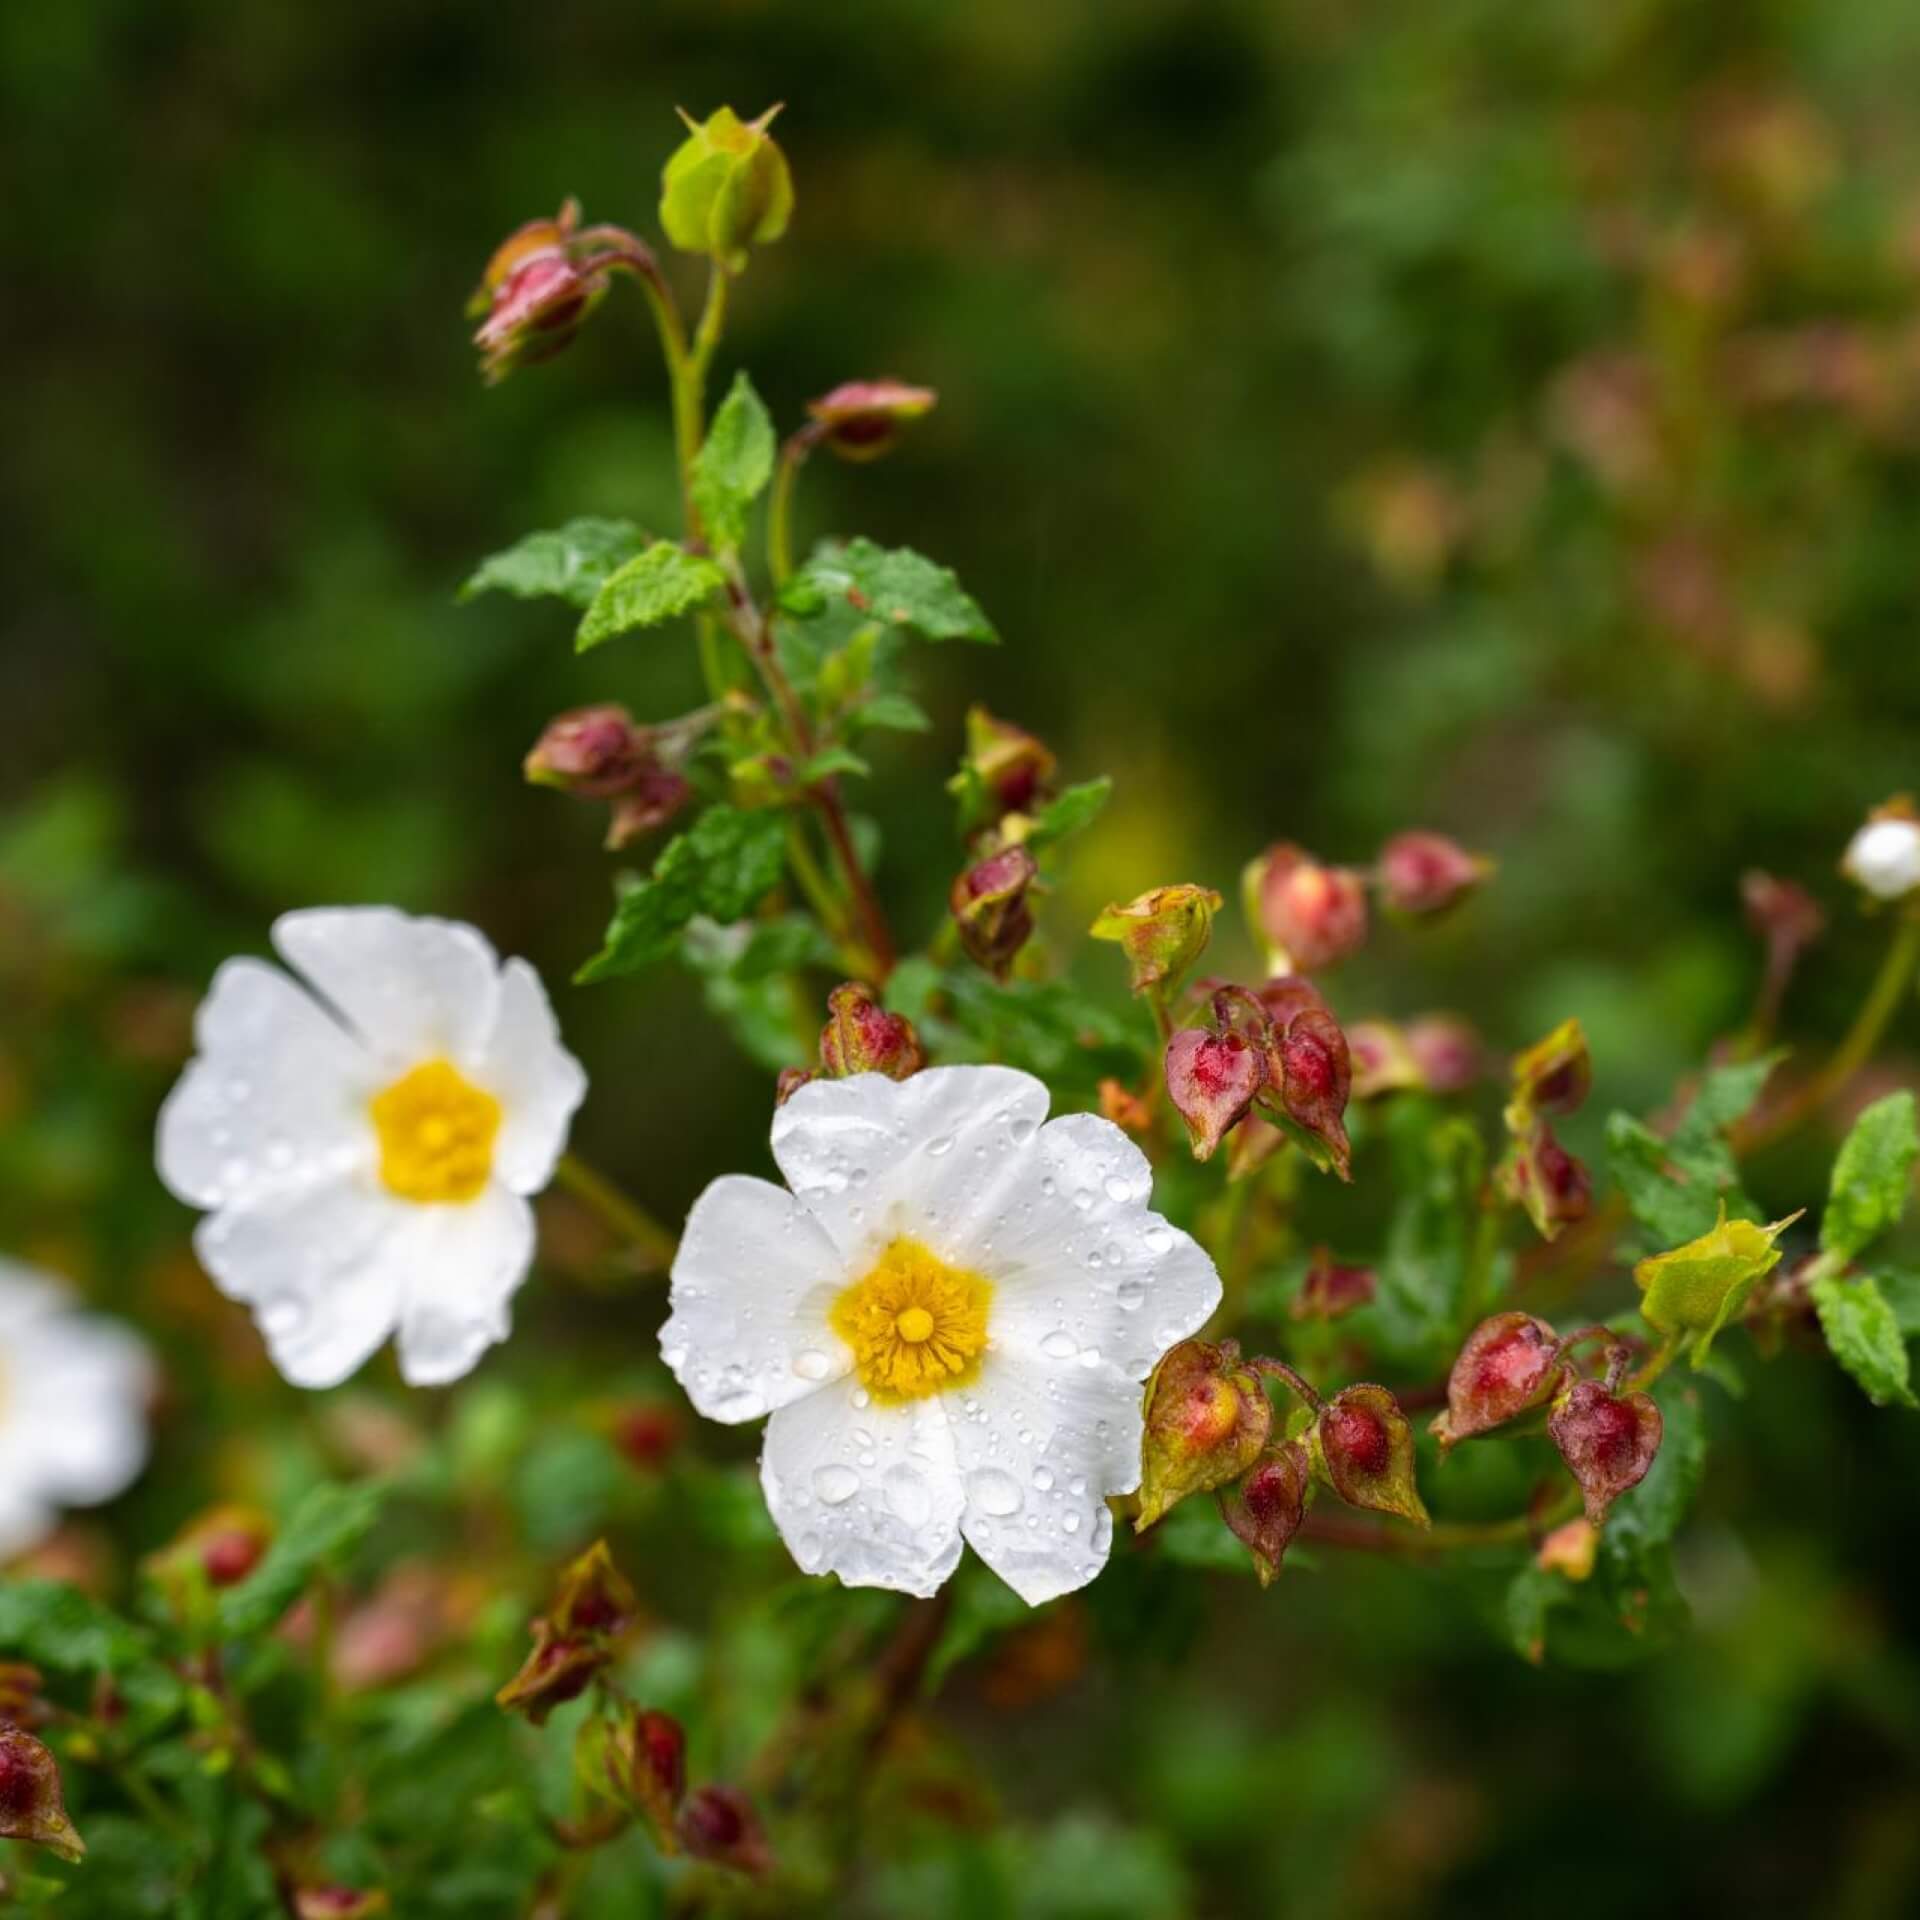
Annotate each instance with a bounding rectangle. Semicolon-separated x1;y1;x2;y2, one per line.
1062;1511;1082;1534
1072;1188;1095;1212
812;1464;861;1505
967;1468;1023;1517
1116;1279;1147;1310
1143;1225;1174;1255
851;1387;872;1410
1039;1330;1079;1360
925;1133;956;1158
793;1348;833;1381
1103;1175;1135;1203
1032;1466;1055;1493
1009;1115;1038;1144
1092;1510;1114;1554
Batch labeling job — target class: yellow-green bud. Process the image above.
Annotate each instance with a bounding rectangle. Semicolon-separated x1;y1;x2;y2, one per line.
659;106;794;271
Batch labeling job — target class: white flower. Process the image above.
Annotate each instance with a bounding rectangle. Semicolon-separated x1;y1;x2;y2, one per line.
1842;812;1920;901
660;1066;1222;1603
157;907;586;1390
0;1259;153;1560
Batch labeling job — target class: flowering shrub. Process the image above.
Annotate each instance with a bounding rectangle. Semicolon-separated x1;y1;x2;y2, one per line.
6;79;1920;1920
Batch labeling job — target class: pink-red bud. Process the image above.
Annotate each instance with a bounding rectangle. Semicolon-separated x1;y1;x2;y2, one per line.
1164;1027;1264;1161
294;1890;391;1919
1431;1312;1565;1452
1508;1018;1592;1121
1262;1006;1354;1182
0;1728;83;1862
525;706;651;797
1137;1340;1272;1531
1315;1385;1429;1528
1246;844;1369;972
1548;1380;1663;1525
818;982;925;1081
1376;830;1492;918
950;706;1056;840
613;1401;683;1473
677;1784;774;1876
1292;1248;1376;1322
951;845;1039;980
1219;1441;1312;1586
806;379;937;462
1501;1119;1593;1241
1405;1014;1483;1093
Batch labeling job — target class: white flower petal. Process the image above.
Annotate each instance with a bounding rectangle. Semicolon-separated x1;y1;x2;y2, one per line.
272;907;502;1069
0;1258;65;1337
1843;818;1920;900
0;1485;54;1563
195;1176;409;1389
391;1186;536;1386
759;1377;964;1596
156;958;374;1211
5;1314;153;1506
968;1113;1221;1380
953;1353;1142;1605
476;959;587;1194
770;1067;1051;1266
661;1175;852;1421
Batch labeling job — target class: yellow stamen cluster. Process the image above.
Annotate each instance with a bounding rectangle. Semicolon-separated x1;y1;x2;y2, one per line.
370;1059;501;1205
830;1238;992;1403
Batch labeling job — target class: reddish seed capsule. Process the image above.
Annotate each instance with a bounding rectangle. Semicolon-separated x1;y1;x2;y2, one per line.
1548;1380;1664;1525
1315;1384;1429;1528
200;1529;264;1588
1249;843;1369;972
1377;830;1490;918
1432;1312;1565;1453
1164;1027;1265;1161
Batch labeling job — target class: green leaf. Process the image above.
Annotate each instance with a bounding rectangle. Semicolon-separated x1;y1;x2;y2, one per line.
1810;1269;1918;1409
214;1480;388;1639
458;518;649;610
1365;1105;1486;1372
680;914;832;1071
852;691;933;734
0;1581;154;1675
1028;777;1113;848
1821;1090;1919;1262
575;542;726;652
800;744;871;783
577;805;788;983
798;537;996;643
692;372;776;552
1154;1496;1260;1575
1634;1204;1799;1366
1874;1263;1920;1336
1687;1052;1785;1135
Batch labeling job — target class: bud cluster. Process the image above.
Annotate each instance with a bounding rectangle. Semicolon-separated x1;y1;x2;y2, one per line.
525;704;707;849
777;981;926;1104
496;1540;637;1725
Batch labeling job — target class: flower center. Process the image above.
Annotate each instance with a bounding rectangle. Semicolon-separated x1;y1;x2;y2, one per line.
370;1059;501;1205
829;1238;992;1403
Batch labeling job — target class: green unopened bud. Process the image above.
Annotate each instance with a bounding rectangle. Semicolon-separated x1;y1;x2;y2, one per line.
1634;1202;1802;1365
1313;1384;1429;1528
0;1727;83;1863
818;982;925;1081
659;106;793;271
1507;1017;1591;1124
1090;884;1220;998
1137;1339;1272;1531
1219;1441;1312;1586
949;705;1057;841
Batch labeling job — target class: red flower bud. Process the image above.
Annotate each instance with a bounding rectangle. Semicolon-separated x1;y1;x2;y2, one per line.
0;1727;83;1862
1741;869;1825;955
551;1540;636;1639
1315;1385;1429;1528
201;1527;265;1588
468;200;646;385
1431;1312;1565;1452
613;1401;683;1473
1138;1340;1273;1530
497;1541;636;1724
1246;843;1369;972
525;705;652;797
605;770;694;848
773;1066;815;1107
950;845;1039;979
579;1703;687;1848
1501;1120;1593;1242
806;379;937;462
1548;1380;1663;1525
1346;1019;1423;1099
1219;1441;1312;1586
1292;1248;1376;1322
1377;830;1491;918
1405;1015;1483;1094
1261;1006;1354;1182
1508;1018;1591;1121
949;706;1057;838
818;982;925;1081
678;1784;774;1876
1164;1027;1265;1161
144;1504;275;1611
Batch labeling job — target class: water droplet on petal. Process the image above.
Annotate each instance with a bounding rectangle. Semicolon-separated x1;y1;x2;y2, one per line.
1032;1466;1055;1492
793;1348;833;1381
1009;1116;1038;1144
1104;1175;1135;1203
925;1133;956;1158
812;1464;861;1505
967;1468;1023;1517
1143;1225;1174;1255
1062;1511;1082;1534
1040;1330;1079;1360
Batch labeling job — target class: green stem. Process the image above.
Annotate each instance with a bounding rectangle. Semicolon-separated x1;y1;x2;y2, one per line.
1303;1492;1579;1558
1737;910;1920;1154
768;430;821;586
553;1155;677;1272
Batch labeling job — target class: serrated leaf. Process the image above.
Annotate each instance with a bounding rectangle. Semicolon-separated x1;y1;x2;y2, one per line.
458;518;649;610
798;537;995;643
1810;1270;1918;1409
1821;1091;1919;1262
577;805;788;984
1634;1204;1799;1366
1028;777;1113;848
692;372;776;552
680;914;832;1071
214;1480;388;1639
575;542;726;651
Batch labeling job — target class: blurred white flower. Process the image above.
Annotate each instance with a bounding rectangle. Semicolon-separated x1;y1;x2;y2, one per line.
0;1260;153;1560
661;1066;1221;1603
158;908;585;1390
1842;810;1920;901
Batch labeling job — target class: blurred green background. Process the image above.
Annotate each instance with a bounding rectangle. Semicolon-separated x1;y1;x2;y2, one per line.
8;0;1920;1914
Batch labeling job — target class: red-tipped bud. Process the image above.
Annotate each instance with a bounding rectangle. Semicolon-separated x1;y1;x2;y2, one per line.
551;1540;636;1639
1220;1442;1312;1587
605;770;694;848
495;1633;604;1725
473;242;608;383
1137;1340;1273;1531
1501;1120;1593;1242
612;1401;683;1473
293;1890;391;1919
200;1525;267;1589
677;1784;775;1876
1164;1027;1265;1161
1548;1380;1663;1525
144;1504;275;1610
773;1067;815;1107
1261;1006;1354;1182
1346;1020;1423;1099
818;982;925;1081
1292;1249;1376;1322
949;706;1057;839
1245;844;1369;972
806;379;937;463
0;1728;83;1863
1377;830;1492;918
1431;1312;1565;1452
950;845;1039;979
1314;1385;1429;1528
1090;885;1221;998
1405;1015;1483;1094
1508;1018;1591;1121
579;1703;687;1848
525;707;651;798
